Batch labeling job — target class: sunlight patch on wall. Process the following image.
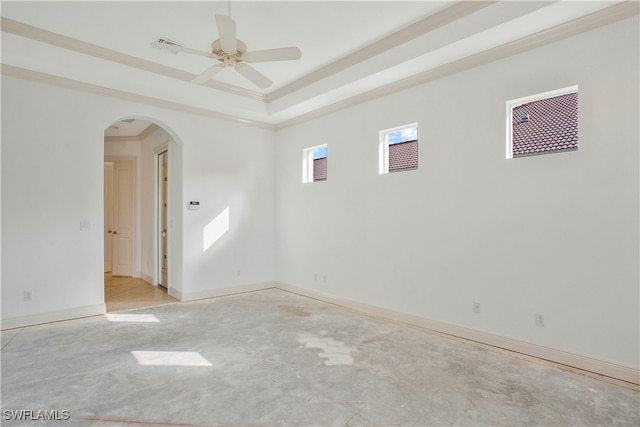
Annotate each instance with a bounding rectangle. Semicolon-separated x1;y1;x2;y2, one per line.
131;351;213;366
105;314;160;323
203;206;230;252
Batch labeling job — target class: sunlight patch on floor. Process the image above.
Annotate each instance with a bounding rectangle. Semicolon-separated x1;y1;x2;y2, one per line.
131;351;213;367
105;313;160;323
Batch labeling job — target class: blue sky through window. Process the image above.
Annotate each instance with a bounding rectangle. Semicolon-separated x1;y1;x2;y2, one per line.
388;127;417;144
313;146;327;159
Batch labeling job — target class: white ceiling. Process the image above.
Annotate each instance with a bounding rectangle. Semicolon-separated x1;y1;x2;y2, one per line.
1;1;634;134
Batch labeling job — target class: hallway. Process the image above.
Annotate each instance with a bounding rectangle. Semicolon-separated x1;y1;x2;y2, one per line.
104;273;178;312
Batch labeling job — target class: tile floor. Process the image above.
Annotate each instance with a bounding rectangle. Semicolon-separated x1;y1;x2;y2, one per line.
2;289;639;426
104;273;178;312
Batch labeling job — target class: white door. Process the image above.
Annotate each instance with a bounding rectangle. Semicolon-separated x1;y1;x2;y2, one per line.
112;160;135;277
104;163;114;272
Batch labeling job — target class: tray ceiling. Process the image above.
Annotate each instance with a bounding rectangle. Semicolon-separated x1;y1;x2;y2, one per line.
1;1;636;131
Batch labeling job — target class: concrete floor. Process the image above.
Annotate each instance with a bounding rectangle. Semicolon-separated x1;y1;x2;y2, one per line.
2;289;639;426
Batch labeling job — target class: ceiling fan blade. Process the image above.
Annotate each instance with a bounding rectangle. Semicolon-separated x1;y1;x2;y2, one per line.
242;47;302;63
191;63;226;84
235;63;272;89
151;41;212;58
215;14;237;54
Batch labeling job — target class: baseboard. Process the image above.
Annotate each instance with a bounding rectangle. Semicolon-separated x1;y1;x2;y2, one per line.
141;273;153;285
174;281;276;302
1;304;106;330
275;282;639;386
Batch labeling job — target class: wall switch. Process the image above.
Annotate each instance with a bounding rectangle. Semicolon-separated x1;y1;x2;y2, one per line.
314;273;318;281
80;221;91;231
535;313;545;327
24;291;32;302
322;275;327;283
473;302;481;314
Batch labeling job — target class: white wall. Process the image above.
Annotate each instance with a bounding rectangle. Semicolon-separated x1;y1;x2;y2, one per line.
1;76;276;326
179;119;276;298
2;80;106;322
275;18;639;369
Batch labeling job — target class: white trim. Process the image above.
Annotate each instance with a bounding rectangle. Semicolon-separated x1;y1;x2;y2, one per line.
2;3;635;131
137;123;161;141
173;282;276;302
275;282;640;386
4;282;637;385
0;65;276;130
276;2;637;130
153;144;170;289
266;1;493;102
379;131;389;175
0;1;489;106
505;85;579;159
508;85;579;110
1;304;106;330
0;17;265;103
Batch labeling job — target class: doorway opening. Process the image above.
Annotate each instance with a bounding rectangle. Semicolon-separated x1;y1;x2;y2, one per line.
104;118;181;312
104;157;136;277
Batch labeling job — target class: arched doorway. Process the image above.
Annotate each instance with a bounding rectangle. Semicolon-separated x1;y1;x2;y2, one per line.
103;117;182;311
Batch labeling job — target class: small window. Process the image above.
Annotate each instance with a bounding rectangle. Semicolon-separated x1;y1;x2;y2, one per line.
302;145;327;183
507;86;578;158
379;124;418;174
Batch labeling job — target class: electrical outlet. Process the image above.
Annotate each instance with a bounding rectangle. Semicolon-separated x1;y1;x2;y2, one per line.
535;313;545;327
24;291;32;302
473;302;481;314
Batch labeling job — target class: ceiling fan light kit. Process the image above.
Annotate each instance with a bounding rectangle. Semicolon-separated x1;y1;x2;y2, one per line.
152;13;301;89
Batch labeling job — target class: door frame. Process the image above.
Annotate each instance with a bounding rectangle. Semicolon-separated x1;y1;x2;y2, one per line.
104;162;114;273
105;155;137;278
153;144;171;291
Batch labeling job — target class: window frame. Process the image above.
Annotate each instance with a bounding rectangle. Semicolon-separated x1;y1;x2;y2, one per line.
302;144;327;183
379;122;418;174
506;85;578;159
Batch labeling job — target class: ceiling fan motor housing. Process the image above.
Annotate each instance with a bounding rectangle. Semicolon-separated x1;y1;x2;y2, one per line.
212;39;247;66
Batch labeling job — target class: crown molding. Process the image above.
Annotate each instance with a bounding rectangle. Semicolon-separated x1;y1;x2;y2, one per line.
2;2;636;132
275;1;639;130
265;1;496;103
0;17;266;102
1;64;276;130
1;2;492;106
104;123;160;142
137;123;161;140
104;135;138;143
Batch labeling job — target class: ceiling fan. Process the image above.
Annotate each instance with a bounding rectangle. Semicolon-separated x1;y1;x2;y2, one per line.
151;13;301;89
